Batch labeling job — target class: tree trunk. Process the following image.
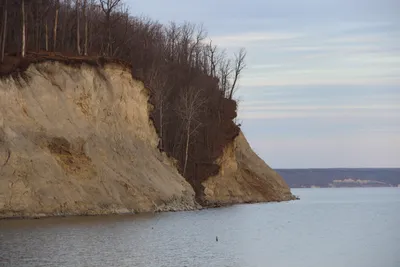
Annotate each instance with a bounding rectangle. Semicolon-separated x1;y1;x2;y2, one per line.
53;1;59;52
76;0;81;55
107;13;111;56
159;101;163;150
45;21;48;51
83;0;88;55
183;123;190;176
21;0;25;57
229;75;238;99
35;1;39;51
1;0;7;63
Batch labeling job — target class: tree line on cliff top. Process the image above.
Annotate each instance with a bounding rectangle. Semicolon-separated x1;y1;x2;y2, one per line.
0;0;246;201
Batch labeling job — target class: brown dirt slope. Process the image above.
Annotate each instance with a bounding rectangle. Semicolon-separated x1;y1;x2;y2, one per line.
202;131;294;205
0;60;198;219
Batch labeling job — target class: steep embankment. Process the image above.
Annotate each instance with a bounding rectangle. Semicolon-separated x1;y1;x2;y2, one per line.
203;132;294;204
0;58;293;218
0;61;198;218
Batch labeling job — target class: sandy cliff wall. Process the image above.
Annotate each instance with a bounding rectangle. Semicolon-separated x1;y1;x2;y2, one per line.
202;132;294;204
0;62;197;218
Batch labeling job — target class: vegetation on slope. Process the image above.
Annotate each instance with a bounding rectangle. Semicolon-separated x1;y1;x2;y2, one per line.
0;0;247;202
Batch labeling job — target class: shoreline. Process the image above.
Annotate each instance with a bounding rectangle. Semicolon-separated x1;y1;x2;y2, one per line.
0;198;299;221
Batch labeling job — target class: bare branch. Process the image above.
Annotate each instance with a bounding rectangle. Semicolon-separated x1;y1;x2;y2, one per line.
176;86;207;176
228;47;246;99
1;0;7;62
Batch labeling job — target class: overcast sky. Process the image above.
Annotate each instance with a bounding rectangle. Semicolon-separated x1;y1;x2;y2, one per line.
128;0;400;168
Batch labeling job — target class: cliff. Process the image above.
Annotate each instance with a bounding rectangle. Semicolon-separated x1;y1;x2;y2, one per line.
203;132;294;204
0;61;198;218
0;59;293;219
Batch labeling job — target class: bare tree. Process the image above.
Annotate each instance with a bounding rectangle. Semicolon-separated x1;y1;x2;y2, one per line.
188;24;205;66
53;0;59;51
21;0;25;57
218;57;232;97
177;22;193;64
147;66;169;150
83;0;88;55
228;48;246;99
34;0;40;51
176;87;207;176
100;0;121;56
76;0;81;54
200;46;209;75
164;22;180;62
111;8;130;57
60;0;71;51
1;0;7;62
207;40;218;77
45;20;48;51
41;3;50;51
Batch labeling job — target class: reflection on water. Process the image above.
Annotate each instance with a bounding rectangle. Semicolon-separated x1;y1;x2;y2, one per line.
1;188;399;267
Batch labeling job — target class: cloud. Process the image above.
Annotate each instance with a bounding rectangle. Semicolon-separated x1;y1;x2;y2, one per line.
279;44;381;53
327;35;384;44
237;85;400;120
239;104;400;111
239;100;400;119
343;54;400;65
228;23;400;86
332;21;395;32
238;111;400;120
238;100;301;106
249;132;400;168
250;64;285;69
211;32;303;47
238;76;400;87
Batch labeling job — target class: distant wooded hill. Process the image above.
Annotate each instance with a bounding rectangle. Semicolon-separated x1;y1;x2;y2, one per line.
276;168;400;188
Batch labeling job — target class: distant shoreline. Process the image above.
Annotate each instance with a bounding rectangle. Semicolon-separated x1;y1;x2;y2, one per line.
276;168;400;189
291;186;400;189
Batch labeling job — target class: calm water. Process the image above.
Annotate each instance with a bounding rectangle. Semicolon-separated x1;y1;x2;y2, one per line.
1;188;399;267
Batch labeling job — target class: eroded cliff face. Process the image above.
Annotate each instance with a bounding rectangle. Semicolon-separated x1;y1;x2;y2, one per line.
202;132;294;205
0;62;198;218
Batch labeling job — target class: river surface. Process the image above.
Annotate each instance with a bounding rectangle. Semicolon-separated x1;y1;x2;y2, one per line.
1;188;399;267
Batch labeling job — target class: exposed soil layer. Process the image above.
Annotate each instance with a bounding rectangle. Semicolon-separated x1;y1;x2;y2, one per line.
0;60;198;218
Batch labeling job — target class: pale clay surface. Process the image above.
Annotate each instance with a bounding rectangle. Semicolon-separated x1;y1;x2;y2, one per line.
0;62;197;218
203;132;293;204
0;62;292;218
